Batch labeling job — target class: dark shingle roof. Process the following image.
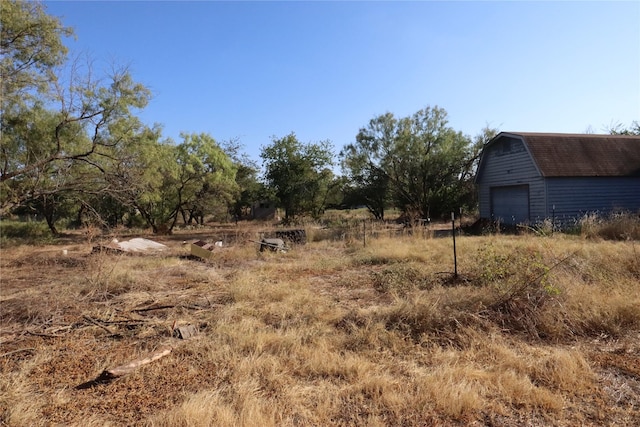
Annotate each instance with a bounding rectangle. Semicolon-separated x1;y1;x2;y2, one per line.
501;132;640;177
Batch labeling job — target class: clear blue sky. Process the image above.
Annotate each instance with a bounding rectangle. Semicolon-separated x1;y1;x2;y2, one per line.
44;0;640;166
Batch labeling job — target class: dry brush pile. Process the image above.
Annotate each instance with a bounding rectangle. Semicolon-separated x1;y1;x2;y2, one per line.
1;229;639;426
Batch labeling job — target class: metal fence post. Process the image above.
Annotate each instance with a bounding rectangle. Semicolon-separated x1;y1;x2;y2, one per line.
363;219;366;248
452;211;458;277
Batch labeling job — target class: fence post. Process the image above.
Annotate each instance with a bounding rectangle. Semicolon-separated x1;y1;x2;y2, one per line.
363;219;366;248
452;211;458;277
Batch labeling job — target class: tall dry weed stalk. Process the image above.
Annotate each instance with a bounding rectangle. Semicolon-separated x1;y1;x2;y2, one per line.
579;211;640;240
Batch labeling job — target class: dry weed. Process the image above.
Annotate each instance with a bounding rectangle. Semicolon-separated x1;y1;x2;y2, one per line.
1;226;639;426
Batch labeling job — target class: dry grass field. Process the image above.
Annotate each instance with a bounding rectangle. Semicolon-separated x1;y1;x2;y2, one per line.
1;221;639;426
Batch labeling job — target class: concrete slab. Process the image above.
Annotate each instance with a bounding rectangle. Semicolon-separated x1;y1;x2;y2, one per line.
92;237;168;254
115;238;167;252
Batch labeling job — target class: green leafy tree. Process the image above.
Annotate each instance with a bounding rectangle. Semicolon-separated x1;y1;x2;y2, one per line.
229;163;265;221
127;138;177;233
220;139;264;221
340;141;390;219
307;167;336;219
1;106;83;233
73;193;134;229
342;106;483;221
0;0;72;104
108;132;238;234
13;191;76;235
1;0;71;216
175;133;239;227
323;175;348;210
1;0;151;217
260;133;334;222
59;115;161;232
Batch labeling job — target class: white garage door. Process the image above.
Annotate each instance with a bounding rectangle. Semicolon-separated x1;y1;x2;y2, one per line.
490;185;529;225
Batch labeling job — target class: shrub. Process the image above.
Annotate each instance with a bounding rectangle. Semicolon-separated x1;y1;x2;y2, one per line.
474;243;561;339
371;263;434;295
0;220;54;246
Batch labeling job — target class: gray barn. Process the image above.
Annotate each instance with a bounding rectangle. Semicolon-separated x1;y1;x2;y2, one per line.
475;132;640;227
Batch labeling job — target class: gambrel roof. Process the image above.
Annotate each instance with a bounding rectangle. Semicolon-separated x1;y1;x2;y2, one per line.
486;132;640;177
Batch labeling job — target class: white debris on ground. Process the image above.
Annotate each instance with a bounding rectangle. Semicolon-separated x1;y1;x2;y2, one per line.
115;238;167;252
93;238;168;254
260;238;286;252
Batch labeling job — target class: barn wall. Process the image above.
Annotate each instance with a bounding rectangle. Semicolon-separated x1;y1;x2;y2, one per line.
476;136;545;221
545;177;640;226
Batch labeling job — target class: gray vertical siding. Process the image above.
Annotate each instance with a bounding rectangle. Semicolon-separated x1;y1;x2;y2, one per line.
546;177;640;225
477;133;640;227
476;137;545;222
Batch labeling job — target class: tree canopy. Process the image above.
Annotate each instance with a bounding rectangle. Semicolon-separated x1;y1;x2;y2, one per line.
104;132;239;234
1;0;72;103
261;133;334;222
342;106;495;221
1;0;152;221
0;1;241;234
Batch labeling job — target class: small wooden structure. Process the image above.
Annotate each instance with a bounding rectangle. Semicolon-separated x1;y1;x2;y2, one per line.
190;240;216;259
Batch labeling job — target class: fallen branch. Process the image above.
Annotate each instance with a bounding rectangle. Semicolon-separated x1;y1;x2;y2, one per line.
99;319;148;325
0;348;36;358
25;330;64;338
105;346;172;378
131;305;175;313
47;325;74;334
82;315;115;335
76;346;173;389
181;304;211;311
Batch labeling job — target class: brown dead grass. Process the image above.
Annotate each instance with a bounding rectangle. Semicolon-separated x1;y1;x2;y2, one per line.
1;227;639;426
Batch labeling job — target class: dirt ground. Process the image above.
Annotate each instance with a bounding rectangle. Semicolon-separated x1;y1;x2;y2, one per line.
1;228;639;426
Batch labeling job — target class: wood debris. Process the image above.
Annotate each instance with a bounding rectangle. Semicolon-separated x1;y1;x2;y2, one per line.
77;346;172;389
174;324;198;340
104;346;172;378
190;240;216;259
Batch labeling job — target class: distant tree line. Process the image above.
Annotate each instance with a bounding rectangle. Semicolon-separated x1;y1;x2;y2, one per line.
2;1;635;235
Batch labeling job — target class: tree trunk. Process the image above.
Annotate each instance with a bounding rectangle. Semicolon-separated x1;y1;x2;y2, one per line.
75;204;85;227
35;196;59;235
44;213;58;235
154;223;172;235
